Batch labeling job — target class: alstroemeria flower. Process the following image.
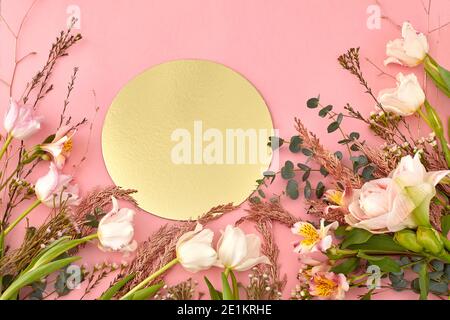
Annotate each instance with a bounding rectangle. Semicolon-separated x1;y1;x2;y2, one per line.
98;197;137;253
345;154;449;233
35;162;81;208
215;225;270;272
176;223;217;273
377;73;425;116
297;251;329;271
40;126;76;169
384;22;429;67
291;219;339;254
3;98;41;140
309;270;349;300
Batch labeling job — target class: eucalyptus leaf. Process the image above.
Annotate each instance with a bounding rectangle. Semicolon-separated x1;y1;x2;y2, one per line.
307;97;319;109
286;179;299;200
289;136;303;153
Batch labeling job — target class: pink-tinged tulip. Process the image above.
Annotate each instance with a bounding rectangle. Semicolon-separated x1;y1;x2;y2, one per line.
40;126;75;169
377;73;425;116
176;224;217;273
3;98;41;140
309;270;349;300
345;154;449;233
384;22;429;67
35;162;81;208
98;197;137;253
215;225;270;272
291;219;338;254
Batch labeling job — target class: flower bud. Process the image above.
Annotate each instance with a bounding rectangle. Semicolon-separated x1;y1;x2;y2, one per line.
416;227;444;255
439;234;450;252
394;230;423;253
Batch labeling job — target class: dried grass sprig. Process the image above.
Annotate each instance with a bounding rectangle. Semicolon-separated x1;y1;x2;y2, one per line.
0;204;79;277
295;118;362;189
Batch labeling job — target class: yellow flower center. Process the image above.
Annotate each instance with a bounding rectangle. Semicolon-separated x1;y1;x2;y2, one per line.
63;139;73;153
297;223;320;247
312;275;337;297
325;190;344;206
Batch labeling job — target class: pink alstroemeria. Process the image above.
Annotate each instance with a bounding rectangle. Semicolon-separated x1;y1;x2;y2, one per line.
3;98;41;140
309;270;349;300
35;162;81;208
291;219;338;254
40;126;76;169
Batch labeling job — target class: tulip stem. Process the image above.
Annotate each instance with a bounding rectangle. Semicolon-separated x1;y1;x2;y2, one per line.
120;258;179;300
3;199;41;236
0;134;13;161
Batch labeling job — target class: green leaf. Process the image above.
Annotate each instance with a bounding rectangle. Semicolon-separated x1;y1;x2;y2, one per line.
249;196;261;204
350;144;360;151
327;122;340;133
204;276;221;300
331;258;360;275
319;105;333;117
229;270;239;300
289;136;303;153
131;282;164;300
24;237;71;273
286;179;299;200
301;148;313;157
334;151;343;160
0;256;80;300
31;235;95;271
297;163;310;171
304;181;312;199
302;170;310;181
341;228;373;249
418;262;429;300
221;272;233;300
257;189;266;198
307;97;319;109
268;136;284;150
100;273;136;300
348;234;407;253
281;161;295;180
334;226;349;238
315;182;325;198
336;113;344;125
362;166;375;181
438;65;450;91
319;166;329;177
349;132;360;140
441;215;450;237
263;171;276;184
356;252;401;273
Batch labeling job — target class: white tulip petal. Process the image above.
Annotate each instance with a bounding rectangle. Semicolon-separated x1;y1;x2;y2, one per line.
217;225;248;268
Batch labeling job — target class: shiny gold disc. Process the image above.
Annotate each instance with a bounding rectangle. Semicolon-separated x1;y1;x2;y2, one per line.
102;60;273;220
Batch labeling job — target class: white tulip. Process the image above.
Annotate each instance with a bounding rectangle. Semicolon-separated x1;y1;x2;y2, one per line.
384;22;429;67
176;223;217;273
215;225;270;272
98;197;137;253
378;73;425;116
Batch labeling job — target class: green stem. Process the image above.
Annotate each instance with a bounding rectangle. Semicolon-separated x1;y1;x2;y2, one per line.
0;134;13;161
423;100;450;168
120;258;179;300
417;108;432;128
3;199;41;236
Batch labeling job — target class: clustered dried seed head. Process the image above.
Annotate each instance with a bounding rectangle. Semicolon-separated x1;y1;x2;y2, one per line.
154;278;201;300
295;118;362;189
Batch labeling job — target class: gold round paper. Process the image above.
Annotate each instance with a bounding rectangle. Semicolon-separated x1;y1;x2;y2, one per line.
102;60;273;220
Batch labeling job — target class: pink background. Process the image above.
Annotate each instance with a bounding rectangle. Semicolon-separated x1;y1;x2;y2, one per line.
1;0;449;300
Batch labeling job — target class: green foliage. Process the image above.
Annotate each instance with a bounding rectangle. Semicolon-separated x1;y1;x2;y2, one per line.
357;252;401;273
100;273;136;300
331;257;360;275
281;161;295;180
319;105;333;117
286;179;299;200
341;228;373;249
268;136;284;150
307;97;320;109
289;136;303;153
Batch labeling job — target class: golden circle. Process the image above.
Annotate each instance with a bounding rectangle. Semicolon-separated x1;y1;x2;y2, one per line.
102;60;273;220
